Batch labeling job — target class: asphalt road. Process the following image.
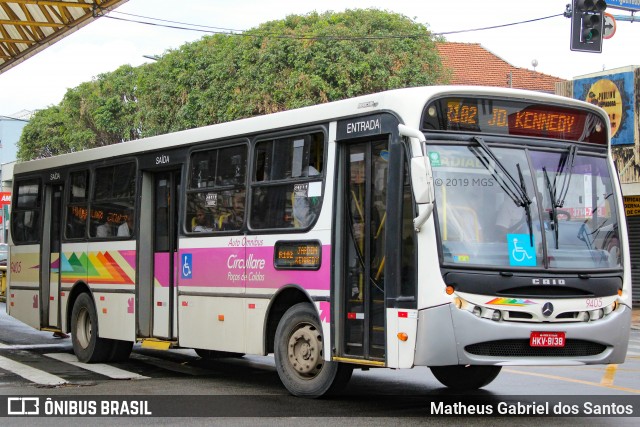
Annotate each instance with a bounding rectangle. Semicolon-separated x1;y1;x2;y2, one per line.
0;303;638;426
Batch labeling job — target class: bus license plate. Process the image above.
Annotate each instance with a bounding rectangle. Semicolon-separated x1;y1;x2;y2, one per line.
530;332;565;348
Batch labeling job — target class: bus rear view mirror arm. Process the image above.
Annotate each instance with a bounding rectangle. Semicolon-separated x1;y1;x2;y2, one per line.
399;125;434;231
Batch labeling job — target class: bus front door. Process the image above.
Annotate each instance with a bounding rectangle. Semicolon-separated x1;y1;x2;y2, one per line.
338;140;389;362
40;183;63;330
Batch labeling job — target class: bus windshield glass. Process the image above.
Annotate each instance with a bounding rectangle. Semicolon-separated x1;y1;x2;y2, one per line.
429;144;621;270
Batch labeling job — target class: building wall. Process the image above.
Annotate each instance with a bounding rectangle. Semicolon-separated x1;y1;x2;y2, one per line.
0;117;26;165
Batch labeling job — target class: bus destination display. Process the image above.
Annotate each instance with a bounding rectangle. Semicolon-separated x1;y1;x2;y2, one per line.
422;97;607;145
274;241;321;270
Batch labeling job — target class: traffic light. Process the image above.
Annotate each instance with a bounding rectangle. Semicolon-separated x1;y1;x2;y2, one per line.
570;0;607;53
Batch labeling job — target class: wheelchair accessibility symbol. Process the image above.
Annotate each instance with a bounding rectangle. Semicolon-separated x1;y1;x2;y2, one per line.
507;234;536;267
181;253;193;279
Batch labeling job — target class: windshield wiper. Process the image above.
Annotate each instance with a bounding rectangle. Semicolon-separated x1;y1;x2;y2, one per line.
517;163;533;246
555;145;578;209
543;146;578;250
472;136;531;209
543;167;560;249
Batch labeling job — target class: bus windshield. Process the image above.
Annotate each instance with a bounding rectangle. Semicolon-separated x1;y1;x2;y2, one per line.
430;144;621;270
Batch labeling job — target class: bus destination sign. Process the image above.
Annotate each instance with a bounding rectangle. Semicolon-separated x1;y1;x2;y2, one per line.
422;97;607;145
274;240;322;270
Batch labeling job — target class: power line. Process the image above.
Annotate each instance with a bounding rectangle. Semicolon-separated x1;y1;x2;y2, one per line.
103;9;563;41
103;14;427;40
433;13;563;36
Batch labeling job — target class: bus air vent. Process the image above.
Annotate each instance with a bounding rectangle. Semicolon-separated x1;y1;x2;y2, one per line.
464;339;606;357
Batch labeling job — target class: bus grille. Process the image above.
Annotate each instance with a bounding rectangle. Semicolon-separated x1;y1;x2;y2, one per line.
464;339;607;357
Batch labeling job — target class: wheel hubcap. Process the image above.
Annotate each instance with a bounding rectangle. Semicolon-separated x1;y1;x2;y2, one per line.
76;307;92;349
287;324;323;378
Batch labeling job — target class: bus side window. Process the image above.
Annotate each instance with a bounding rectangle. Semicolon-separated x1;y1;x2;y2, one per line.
186;144;247;234
250;132;324;230
11;179;42;244
65;170;89;239
90;164;136;240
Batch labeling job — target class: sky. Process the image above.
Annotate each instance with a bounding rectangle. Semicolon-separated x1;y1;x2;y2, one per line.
1;0;639;116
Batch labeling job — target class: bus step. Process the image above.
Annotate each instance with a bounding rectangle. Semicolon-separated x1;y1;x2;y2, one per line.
140;339;175;350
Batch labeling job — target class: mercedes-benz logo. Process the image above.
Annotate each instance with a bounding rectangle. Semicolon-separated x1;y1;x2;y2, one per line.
542;302;554;317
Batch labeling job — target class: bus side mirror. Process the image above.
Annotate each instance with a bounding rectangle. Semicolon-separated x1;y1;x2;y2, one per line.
411;155;434;205
411;155;434;231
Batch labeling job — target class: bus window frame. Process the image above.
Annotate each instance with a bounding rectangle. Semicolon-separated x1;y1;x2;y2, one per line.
248;127;328;233
11;176;43;245
64;167;91;241
184;139;250;236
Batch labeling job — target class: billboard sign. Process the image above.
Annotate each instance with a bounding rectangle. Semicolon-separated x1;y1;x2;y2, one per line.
573;71;636;146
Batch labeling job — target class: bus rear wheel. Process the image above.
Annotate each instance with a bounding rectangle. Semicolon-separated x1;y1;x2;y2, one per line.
430;365;501;390
274;303;352;398
71;293;112;363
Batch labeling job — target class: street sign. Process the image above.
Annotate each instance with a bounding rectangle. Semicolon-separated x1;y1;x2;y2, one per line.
603;13;617;38
605;1;640;12
0;192;11;206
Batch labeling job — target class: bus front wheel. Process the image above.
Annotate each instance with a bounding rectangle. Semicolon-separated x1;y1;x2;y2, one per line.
274;302;352;398
71;293;113;363
430;365;501;390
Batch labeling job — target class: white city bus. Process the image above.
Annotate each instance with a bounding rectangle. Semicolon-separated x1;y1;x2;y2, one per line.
7;86;631;397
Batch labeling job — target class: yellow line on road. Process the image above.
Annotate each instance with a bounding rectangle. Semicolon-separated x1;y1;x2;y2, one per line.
504;368;640;394
601;364;617;386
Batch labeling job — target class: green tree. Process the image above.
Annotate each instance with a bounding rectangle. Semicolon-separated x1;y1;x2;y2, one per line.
17;105;93;159
18;9;448;160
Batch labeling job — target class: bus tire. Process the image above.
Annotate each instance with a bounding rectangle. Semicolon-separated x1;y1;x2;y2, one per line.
71;293;112;363
430;365;501;390
274;302;353;398
195;349;244;359
109;339;133;362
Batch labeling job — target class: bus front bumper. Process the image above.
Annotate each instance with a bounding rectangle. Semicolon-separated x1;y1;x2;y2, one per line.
414;303;631;367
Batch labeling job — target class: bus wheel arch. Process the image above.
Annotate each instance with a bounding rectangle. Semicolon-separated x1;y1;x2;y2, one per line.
264;285;312;355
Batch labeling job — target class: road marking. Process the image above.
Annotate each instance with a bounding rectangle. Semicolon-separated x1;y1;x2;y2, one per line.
44;353;149;380
0;354;68;386
0;343;71;351
600;364;617;386
504;368;640;394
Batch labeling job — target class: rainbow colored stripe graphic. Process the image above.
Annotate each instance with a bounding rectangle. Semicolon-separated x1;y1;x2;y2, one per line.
485;297;537;307
55;251;136;285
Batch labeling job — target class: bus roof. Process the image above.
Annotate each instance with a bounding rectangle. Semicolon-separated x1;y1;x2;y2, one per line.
13;85;609;175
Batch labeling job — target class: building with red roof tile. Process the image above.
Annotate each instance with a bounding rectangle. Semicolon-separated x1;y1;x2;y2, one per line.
436;42;565;93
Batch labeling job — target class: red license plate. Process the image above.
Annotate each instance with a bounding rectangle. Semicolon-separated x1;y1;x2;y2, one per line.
530;331;566;348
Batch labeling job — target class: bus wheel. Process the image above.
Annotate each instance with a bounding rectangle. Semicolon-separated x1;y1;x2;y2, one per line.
430;365;501;390
195;349;244;359
71;293;112;363
274;302;352;398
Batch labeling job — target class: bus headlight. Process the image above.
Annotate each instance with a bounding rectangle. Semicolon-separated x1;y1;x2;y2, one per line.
589;309;604;321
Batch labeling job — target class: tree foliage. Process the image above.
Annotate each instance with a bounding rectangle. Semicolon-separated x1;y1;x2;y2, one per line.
18;9;449;160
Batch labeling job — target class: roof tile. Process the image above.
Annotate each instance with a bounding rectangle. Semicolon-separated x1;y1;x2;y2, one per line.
436;42;565;92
